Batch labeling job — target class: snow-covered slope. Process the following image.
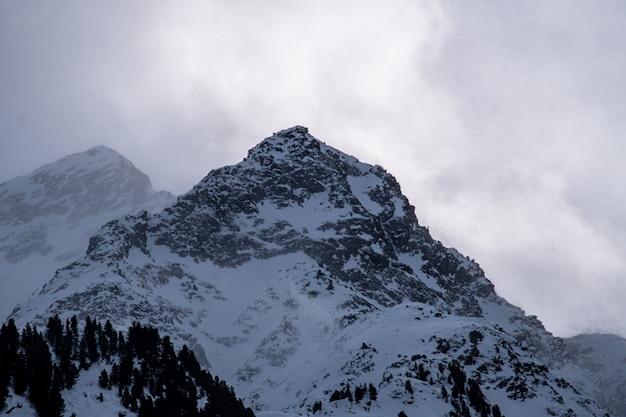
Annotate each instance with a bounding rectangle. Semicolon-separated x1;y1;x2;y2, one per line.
5;127;616;416
560;333;626;416
0;146;174;320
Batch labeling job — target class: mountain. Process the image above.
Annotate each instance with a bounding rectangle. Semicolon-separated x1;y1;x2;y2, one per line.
3;127;617;416
0;145;174;320
561;333;626;415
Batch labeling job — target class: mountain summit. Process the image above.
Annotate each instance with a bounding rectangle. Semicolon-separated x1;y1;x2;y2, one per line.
0;145;174;319
6;128;615;416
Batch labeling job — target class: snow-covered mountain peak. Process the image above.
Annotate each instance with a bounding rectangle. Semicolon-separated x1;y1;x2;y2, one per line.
1;145;172;226
4;128;619;416
128;127;498;314
244;125;361;171
0;145;175;320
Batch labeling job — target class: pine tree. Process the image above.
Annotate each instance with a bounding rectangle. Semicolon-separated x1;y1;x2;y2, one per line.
110;363;120;387
27;329;54;416
79;337;89;370
13;351;28;395
84;316;100;363
98;322;110;361
354;384;366;403
105;320;117;357
368;383;378;401
138;395;155;417
467;378;487;413
121;387;132;409
70;316;79;350
118;351;134;392
45;315;64;356
99;369;110;389
60;326;78;389
47;366;66;417
345;383;353;402
0;319;19;409
417;363;430;381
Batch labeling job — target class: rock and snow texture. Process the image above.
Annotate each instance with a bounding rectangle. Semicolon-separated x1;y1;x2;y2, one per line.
3;127;621;416
0;145;174;320
560;333;626;416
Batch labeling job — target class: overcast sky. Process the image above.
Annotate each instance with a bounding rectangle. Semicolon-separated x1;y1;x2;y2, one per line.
2;1;626;338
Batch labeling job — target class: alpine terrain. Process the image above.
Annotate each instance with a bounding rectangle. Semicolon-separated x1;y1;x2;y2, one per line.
2;126;625;417
0;146;174;319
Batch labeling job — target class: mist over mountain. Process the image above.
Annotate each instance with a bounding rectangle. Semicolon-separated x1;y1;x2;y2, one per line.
0;145;174;319
2;127;625;417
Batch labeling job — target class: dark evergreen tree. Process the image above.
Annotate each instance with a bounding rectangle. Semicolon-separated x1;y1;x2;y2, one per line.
13;351;28;395
110;363;120;386
467;378;487;414
0;319;19;408
131;367;145;407
368;383;377;401
345;383;353;402
99;369;110;389
51;364;64;394
179;345;202;381
70;316;79;353
98;322;110;361
354;384;366;403
26;329;54;416
104;320;117;357
60;328;78;389
138;395;155;417
448;361;467;394
46;365;66;417
45;315;64;356
121;387;132;409
83;316;100;364
329;389;342;402
118;350;134;394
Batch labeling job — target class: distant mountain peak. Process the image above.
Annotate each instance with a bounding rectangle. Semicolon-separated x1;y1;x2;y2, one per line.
85;144;118;154
0;145;175;321
0;145;173;225
33;145;131;180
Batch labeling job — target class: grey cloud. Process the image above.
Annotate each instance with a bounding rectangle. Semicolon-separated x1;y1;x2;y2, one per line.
2;1;626;337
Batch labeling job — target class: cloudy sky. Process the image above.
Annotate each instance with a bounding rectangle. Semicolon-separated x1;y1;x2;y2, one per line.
2;0;626;338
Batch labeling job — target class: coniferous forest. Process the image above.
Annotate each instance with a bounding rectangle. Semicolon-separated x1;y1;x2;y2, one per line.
0;315;255;417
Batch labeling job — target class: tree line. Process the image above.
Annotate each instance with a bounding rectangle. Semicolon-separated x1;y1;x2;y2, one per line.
0;315;255;417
